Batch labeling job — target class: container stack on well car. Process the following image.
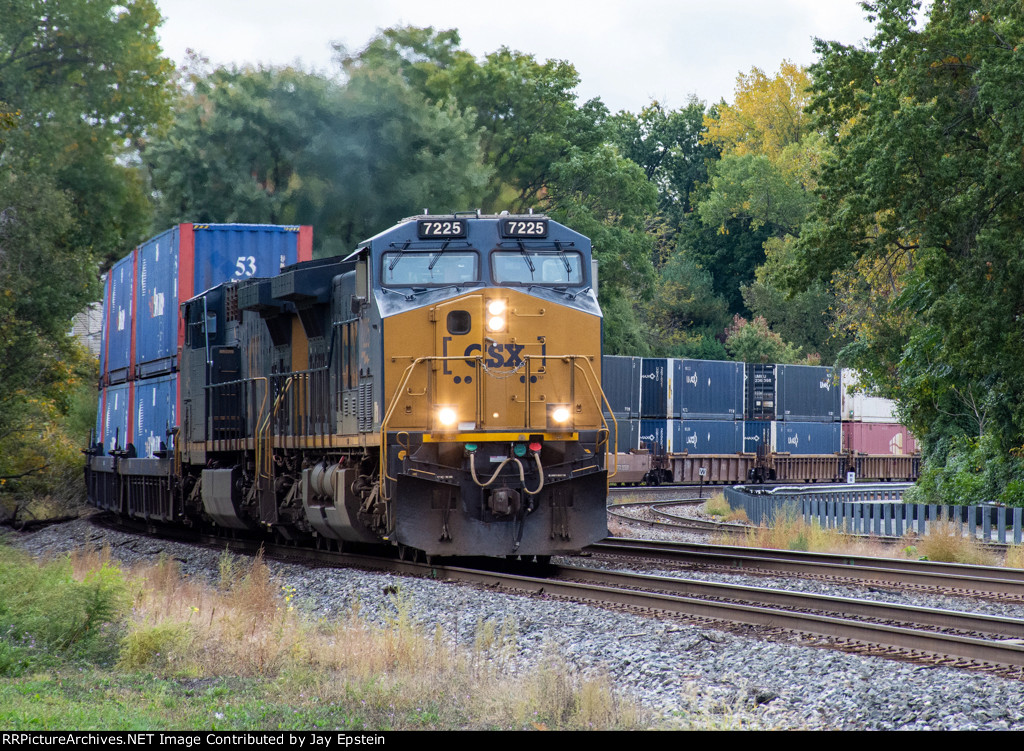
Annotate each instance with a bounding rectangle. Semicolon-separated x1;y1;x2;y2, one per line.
604;356;918;485
93;224;313;488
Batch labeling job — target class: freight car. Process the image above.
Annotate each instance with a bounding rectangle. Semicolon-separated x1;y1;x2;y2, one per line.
611;447;920;486
86;213;612;559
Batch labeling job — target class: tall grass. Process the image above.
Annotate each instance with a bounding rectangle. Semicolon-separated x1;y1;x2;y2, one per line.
78;547;645;729
704;493;750;523
714;506;1024;568
0;545;128;674
914;521;999;566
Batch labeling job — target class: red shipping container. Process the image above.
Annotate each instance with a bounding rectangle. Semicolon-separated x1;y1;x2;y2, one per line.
843;422;918;455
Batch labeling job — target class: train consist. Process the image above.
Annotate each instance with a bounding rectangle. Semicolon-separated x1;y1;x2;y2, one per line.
605;357;920;485
86;215;611;559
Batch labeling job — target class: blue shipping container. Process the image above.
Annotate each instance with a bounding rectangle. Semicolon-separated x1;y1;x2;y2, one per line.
774;422;842;455
601;355;642;418
743;420;774;453
134;374;177;458
776;364;841;421
100;252;136;383
676;359;744;419
135;224;313;377
611;418;640;453
640;358;675;418
639;419;671;453
674;420;744;454
99;382;132;455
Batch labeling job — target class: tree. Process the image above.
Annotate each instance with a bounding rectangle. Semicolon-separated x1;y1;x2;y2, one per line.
798;0;1024;502
0;0;174;264
341;26;659;344
0;0;174;509
148;63;490;254
686;61;833;351
703;61;812;161
724;315;809;365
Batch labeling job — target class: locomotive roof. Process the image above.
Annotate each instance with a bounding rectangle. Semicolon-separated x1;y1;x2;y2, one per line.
352;212;590;254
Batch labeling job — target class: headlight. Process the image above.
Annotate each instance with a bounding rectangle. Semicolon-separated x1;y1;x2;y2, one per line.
438;407;458;427
547;404;573;429
486;299;507;332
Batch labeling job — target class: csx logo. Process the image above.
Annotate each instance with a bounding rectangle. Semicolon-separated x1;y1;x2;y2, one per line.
464;342;526;368
441;336;545;378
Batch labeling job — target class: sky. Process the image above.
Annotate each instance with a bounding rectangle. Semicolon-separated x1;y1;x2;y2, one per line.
153;0;878;113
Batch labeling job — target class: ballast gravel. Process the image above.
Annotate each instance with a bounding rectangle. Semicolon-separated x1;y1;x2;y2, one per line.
7;517;1024;731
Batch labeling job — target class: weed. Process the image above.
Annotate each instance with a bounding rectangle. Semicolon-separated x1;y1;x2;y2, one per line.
704;493;731;519
917;520;998;566
1006;544;1024;569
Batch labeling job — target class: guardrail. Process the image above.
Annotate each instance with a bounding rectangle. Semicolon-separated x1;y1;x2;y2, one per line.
724;484;1024;544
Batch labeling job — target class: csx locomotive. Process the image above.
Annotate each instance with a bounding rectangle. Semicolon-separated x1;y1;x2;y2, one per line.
86;213;613;558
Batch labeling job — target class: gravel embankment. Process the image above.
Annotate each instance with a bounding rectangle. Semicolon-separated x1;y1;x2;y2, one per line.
6;516;1024;730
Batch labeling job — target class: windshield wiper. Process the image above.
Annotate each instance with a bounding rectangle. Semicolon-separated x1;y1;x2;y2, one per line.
516;240;536;274
387;240;412;272
554;240;572;275
427;238;452;271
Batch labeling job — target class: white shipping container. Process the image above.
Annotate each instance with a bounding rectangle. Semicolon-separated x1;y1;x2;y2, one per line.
841;369;900;423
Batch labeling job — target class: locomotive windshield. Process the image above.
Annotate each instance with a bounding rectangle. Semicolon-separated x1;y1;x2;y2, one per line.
491;250;585;286
381;250;478;286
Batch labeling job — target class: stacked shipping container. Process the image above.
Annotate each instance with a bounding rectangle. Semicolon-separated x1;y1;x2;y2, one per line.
95;224;313;459
840;369;918;455
606;356;745;454
603;357;913;460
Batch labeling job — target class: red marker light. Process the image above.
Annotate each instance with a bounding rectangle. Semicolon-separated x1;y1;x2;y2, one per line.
528;441;542;453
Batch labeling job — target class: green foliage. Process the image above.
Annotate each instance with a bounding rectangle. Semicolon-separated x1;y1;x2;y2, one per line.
0;0;174;265
0;548;128;664
904;434;1024;507
149;63;489;255
799;0;1024;499
0;0;173;508
742;235;840;359
724;315;806;365
607;98;719;245
646;254;730;358
340;26;658;348
600;296;651;357
675;216;772;315
698;154;814;236
118;623;193;671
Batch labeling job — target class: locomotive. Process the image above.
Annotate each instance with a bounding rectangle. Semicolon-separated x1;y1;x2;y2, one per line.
86;213;613;559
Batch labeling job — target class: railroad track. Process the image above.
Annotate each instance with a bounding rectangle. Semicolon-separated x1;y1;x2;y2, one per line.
590;538;1024;599
94;514;1024;676
607;497;747;536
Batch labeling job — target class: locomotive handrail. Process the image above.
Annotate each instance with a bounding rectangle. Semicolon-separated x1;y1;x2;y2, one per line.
379;352;613;501
569;356;618;481
379;355;484;500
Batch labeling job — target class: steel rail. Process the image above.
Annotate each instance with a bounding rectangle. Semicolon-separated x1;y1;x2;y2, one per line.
426;565;1024;669
549;564;1024;639
591;538;1024;596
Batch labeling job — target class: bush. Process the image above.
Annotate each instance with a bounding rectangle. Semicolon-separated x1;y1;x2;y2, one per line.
908;434;1024;507
0;546;128;664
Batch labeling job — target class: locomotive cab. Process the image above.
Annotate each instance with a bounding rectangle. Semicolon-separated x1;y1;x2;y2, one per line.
366;213;611;556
